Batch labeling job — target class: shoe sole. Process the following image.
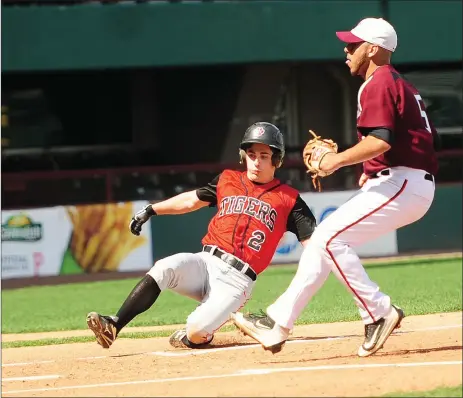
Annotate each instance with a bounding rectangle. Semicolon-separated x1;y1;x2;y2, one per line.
358;306;405;357
231;313;286;354
169;331;188;349
86;312;116;349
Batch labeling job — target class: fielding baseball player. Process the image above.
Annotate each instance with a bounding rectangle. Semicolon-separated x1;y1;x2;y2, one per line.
231;18;440;357
87;122;316;349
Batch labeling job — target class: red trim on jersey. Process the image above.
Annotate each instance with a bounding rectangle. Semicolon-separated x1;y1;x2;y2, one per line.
325;180;408;322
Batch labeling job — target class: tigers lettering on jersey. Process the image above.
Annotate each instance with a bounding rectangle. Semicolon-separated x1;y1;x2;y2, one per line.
218;195;277;232
202;170;301;275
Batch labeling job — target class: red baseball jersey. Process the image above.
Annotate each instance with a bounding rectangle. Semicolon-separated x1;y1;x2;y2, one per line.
201;170;301;275
356;65;438;177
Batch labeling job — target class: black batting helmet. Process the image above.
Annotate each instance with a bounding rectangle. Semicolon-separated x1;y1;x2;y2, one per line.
239;122;285;167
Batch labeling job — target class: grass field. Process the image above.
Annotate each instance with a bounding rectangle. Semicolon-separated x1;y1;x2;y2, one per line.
384;385;463;397
2;256;462;334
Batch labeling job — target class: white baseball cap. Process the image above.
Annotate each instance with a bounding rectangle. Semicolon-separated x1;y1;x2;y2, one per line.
336;18;398;52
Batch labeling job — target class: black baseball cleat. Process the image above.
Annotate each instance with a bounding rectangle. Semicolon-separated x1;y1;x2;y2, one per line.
231;311;289;354
86;312;118;349
168;329;213;349
358;305;405;357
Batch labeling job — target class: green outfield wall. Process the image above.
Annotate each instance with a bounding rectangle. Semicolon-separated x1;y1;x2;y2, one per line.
397;184;463;253
2;0;461;72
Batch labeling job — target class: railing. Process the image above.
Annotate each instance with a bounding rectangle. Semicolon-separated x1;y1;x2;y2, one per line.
1;0;343;4
2;149;462;210
1;0;276;4
0;159;305;209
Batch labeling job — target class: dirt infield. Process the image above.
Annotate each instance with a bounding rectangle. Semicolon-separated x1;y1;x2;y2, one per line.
2;312;462;397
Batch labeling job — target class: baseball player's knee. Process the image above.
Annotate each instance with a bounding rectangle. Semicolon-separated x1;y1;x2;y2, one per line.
307;228;331;250
146;258;175;291
186;323;213;345
310;228;349;256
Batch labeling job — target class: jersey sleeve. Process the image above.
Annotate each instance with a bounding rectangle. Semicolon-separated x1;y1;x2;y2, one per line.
358;77;396;131
286;195;316;241
358;127;393;144
195;174;220;207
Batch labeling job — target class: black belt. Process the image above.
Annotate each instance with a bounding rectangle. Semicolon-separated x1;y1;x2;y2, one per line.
372;169;434;182
203;245;257;281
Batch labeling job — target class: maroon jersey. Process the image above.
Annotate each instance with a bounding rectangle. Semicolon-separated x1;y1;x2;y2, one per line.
356;65;438;176
201;170;303;275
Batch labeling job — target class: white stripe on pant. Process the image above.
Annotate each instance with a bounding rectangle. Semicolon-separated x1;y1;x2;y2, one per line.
267;166;435;328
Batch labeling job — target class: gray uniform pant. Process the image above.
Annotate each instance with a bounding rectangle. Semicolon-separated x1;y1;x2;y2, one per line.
147;251;255;344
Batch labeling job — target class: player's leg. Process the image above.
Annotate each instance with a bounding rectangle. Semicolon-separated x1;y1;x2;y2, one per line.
317;177;432;320
278;178;431;352
319;177;433;356
176;253;255;347
87;252;208;348
235;175;433;354
232;241;331;349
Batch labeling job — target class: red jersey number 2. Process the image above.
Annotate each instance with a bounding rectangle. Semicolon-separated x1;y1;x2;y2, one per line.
414;94;432;133
247;230;266;252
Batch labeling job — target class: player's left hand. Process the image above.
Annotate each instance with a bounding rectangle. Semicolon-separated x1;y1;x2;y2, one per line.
303;130;339;191
318;152;341;174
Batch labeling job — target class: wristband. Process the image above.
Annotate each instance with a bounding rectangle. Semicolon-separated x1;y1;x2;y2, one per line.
146;205;157;217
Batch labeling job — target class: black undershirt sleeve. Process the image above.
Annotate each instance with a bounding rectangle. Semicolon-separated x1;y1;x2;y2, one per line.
286;195;316;241
358;126;393;144
195;174;220;207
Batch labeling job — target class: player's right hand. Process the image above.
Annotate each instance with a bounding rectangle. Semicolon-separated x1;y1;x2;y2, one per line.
129;204;155;236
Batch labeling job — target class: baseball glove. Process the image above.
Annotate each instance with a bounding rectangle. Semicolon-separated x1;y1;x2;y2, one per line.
303;130;338;192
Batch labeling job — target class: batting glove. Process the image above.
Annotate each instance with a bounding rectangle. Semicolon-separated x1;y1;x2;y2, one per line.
129;204;156;236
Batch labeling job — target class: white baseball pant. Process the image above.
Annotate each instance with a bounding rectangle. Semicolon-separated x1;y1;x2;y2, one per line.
267;166;435;327
147;251;254;344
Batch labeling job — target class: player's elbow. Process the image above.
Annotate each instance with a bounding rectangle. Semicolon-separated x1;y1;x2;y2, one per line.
367;135;391;155
184;190;206;211
378;139;391;153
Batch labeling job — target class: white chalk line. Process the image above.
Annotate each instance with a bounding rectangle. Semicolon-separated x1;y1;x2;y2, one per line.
1;356;116;368
150;336;345;357
149;323;463;357
2;360;55;368
236;360;463;375
2;375;60;382
2;360;461;395
2;323;461;365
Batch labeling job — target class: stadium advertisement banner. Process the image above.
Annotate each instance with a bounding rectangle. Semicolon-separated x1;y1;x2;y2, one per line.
1;207;63;279
271;190;398;264
1;201;153;279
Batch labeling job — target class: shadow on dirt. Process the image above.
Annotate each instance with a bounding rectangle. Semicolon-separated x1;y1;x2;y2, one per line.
290;334;361;341
260;345;463;364
109;352;149;358
385;345;463;356
208;334;362;350
206;341;259;349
